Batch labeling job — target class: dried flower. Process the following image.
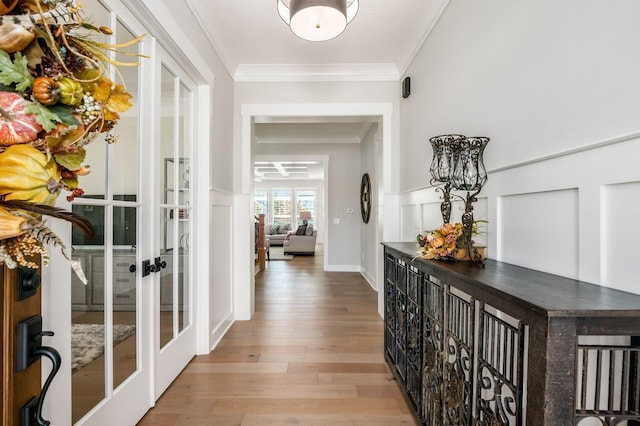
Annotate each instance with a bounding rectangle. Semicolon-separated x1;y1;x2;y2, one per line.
416;221;486;261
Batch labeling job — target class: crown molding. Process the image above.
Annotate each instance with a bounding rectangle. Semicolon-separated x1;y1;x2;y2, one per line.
398;0;451;77
256;136;361;144
234;63;399;82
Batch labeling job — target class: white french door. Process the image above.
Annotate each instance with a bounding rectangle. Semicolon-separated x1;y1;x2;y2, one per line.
152;47;197;398
64;2;155;425
43;1;198;424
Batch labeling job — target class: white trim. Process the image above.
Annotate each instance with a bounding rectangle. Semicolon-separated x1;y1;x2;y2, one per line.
325;265;362;272
239;102;394;320
184;0;235;77
256;136;362;144
360;269;376;291
397;130;640;195
195;84;212;355
234;63;399;82
130;0;217;85
490;131;640;174
398;0;451;77
209;315;234;352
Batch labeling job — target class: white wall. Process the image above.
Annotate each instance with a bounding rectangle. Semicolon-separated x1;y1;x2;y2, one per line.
253;143;361;267
360;123;379;287
398;0;640;293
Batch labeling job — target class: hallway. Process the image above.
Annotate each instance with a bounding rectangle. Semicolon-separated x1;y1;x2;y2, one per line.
138;252;417;425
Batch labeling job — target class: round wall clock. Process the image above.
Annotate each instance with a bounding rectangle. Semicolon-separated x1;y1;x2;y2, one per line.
360;173;371;224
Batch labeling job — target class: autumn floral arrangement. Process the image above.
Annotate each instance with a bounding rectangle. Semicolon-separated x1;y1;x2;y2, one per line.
0;0;142;278
416;220;486;261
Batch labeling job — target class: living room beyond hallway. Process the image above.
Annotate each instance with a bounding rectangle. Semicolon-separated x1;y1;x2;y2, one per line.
139;246;417;425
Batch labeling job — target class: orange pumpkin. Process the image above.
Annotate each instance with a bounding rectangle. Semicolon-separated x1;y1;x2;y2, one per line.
0;91;42;146
32;77;60;106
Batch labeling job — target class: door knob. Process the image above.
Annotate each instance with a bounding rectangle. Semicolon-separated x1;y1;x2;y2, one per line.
142;259;156;276
154;257;167;272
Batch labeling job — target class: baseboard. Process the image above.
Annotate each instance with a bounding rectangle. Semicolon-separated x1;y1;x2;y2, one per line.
209;315;234;353
360;269;376;291
324;264;360;272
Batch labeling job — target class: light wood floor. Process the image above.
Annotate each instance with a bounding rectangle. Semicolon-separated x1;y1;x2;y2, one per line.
138;250;418;425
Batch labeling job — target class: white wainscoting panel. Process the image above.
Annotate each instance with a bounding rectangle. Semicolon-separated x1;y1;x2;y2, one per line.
603;181;640;294
421;201;442;233
210;203;234;349
499;189;579;278
401;204;421;242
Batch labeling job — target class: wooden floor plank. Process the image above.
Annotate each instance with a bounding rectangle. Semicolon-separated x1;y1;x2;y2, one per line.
138;247;418;425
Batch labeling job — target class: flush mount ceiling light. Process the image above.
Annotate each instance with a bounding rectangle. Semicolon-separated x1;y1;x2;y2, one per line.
278;0;359;42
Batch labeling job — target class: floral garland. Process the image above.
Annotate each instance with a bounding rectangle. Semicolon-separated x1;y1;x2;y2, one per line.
0;0;142;277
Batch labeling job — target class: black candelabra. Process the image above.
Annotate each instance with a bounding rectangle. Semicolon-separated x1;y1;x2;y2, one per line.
429;134;489;264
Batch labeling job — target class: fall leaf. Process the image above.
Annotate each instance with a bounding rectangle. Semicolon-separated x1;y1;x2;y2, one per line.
0;51;34;93
23;101;62;132
54;148;86;172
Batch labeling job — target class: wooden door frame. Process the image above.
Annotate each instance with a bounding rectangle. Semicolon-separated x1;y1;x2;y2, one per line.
1;262;42;425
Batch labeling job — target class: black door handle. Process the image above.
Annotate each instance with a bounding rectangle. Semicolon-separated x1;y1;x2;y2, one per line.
154;257;167;272
17;315;61;426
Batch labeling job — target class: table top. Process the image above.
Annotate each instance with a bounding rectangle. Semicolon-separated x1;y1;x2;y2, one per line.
383;242;640;318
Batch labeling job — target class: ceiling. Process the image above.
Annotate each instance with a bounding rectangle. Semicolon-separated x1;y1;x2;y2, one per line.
182;0;447;180
184;0;447;79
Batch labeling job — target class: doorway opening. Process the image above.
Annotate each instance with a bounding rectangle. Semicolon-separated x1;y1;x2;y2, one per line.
238;103;393;321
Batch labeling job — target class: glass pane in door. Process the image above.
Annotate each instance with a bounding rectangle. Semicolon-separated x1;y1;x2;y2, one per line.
111;18;141;390
159;65;176;349
177;82;191;333
69;3;108;410
112;21;140;200
112;205;137;389
159;205;174;349
71;205;105;423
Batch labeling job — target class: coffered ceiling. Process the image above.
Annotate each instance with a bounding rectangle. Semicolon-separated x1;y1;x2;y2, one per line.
254;161;324;182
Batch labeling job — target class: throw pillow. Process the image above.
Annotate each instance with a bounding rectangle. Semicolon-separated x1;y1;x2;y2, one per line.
305;225;314;236
295;225;307;235
270;225;280;235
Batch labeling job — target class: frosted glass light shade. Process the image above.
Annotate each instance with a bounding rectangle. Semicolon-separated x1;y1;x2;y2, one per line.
278;0;358;42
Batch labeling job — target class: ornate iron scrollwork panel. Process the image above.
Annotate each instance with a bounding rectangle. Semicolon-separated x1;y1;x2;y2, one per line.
476;306;526;426
384;255;397;362
422;277;444;425
395;260;407;381
406;267;423;408
575;344;640;425
444;290;475;425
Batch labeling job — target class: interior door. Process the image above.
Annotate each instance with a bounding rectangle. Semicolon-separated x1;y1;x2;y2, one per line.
66;3;154;424
153;48;196;397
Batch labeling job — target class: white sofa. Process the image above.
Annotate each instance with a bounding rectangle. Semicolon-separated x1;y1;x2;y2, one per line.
265;223;291;246
283;226;317;255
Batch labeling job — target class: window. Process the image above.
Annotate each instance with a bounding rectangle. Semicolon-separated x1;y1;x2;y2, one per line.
296;190;315;227
272;189;292;225
254;189;268;221
254;188;316;226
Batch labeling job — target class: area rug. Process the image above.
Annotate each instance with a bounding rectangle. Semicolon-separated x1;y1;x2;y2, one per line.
269;246;294;261
72;323;136;373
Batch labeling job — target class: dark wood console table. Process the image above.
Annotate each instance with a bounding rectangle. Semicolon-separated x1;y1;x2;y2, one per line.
383;242;640;426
